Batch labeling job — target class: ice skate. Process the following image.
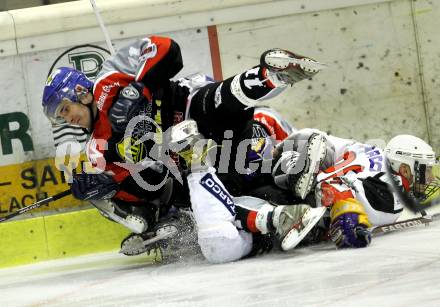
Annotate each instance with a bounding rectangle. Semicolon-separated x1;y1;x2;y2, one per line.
120;209;198;258
90;199;148;234
119;223;179;256
253;202;327;251
294;133;327;199
273;205;327;251
261;48;325;85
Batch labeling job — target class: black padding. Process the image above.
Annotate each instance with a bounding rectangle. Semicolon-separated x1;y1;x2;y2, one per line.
362;173;400;214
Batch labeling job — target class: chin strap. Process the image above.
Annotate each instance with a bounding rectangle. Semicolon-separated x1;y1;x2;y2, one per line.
84;102;98;134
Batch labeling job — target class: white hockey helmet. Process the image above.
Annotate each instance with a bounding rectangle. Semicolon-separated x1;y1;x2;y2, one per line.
385;135;435;176
385;135;438;199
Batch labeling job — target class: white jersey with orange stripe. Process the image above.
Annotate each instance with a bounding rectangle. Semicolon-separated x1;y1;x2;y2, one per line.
315;138;404;226
93;37;154;111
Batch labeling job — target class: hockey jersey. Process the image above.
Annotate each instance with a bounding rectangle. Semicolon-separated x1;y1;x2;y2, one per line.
86;36;188;202
315;135;404;226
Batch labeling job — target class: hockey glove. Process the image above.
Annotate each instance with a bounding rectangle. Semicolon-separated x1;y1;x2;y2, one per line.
244;233;274;258
71;171;119;201
329;198;372;248
108;82;151;133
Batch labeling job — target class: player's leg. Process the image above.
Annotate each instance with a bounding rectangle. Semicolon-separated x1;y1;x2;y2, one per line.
260;48;325;86
187;167;254;263
271;129;335;199
171;120;326;255
197;227;253;264
167;119;253;262
188;49;323;140
187;169;325;259
234;196;326;251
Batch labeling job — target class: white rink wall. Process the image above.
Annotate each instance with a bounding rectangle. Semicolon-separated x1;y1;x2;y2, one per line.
217;0;440;153
0;0;438;164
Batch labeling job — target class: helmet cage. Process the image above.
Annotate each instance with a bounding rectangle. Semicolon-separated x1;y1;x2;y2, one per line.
414;161;440;202
423;177;440;203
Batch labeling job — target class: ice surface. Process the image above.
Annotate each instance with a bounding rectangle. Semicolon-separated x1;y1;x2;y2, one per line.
1;218;440;307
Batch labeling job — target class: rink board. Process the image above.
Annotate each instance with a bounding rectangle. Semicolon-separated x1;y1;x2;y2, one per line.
0;155;91;219
0;209;130;268
217;0;440;152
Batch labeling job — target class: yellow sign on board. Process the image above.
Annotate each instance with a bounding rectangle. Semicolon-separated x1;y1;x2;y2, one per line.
0;156;88;217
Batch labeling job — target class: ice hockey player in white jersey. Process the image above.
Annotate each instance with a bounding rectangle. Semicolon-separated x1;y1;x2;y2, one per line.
168;120;326;263
271;129;438;248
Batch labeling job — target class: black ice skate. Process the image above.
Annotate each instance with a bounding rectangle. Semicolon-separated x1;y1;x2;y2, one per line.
260;48;325;85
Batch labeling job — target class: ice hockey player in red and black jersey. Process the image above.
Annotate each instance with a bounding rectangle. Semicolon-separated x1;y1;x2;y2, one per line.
42;35;328;261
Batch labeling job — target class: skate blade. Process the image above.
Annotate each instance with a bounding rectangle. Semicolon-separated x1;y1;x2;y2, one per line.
266;52;327;72
296;135;327;199
119;225;178;255
281;207;327;251
289;58;327;71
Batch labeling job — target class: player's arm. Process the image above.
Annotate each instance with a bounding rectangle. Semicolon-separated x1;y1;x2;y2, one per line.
108;82;150;133
135;36;183;93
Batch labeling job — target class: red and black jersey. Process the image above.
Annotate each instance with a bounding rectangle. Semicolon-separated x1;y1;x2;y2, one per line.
86;36;185;202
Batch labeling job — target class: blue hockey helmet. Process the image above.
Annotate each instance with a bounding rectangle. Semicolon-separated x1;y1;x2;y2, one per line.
42;67;94;123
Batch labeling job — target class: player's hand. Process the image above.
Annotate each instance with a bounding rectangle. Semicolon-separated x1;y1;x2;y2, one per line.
329;213;371;248
109;82;150;133
329;198;372;248
71;171;119;201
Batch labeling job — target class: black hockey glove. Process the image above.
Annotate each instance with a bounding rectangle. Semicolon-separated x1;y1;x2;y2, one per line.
71;171;119;201
245;233;274;258
108;82;150;133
